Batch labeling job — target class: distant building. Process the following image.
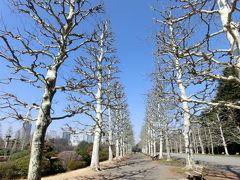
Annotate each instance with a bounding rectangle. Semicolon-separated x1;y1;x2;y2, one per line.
20;122;32;149
70;134;93;146
87;135;94;143
21;122;32;139
46;130;58;139
62;131;71;141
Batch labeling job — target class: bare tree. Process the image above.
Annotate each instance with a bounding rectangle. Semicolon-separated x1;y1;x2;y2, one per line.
65;21;119;170
111;81;134;159
153;0;240;109
0;1;102;179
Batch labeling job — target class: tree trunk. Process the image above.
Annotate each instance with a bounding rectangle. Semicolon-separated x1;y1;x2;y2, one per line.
159;131;163;159
175;141;179;153
192;131;198;154
208;127;214;155
116;138;120;159
217;113;229;155
28;68;57;180
179;134;183;153
108;107;113;161
169;22;194;167
90;44;104;170
90;125;101;170
170;141;173;153
90;65;103;170
148;138;151;155
153;138;156;156
120;137;123;157
175;56;194;168
204;128;210;154
197;128;205;154
165;131;171;161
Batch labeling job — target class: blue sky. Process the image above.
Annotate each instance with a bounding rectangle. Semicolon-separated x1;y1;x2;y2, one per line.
104;0;156;140
0;0;156;141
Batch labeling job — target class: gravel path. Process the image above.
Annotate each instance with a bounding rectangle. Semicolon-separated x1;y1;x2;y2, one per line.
167;153;240;177
43;154;185;180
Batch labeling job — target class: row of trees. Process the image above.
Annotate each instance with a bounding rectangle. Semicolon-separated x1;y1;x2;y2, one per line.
0;0;134;180
140;0;240;169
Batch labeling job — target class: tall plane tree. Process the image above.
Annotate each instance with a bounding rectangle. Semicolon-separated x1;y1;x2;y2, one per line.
66;21;119;170
0;1;102;179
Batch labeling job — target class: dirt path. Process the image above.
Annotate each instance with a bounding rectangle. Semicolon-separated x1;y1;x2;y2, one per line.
42;154;185;180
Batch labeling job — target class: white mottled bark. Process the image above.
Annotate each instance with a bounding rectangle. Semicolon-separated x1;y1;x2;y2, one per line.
91;125;101;170
192;131;198;154
108;107;113;161
175;57;194;168
159;131;163;159
208;128;214;155
204;128;210;154
28;67;57;180
120;137;123;157
179;135;183;153
153;137;156;156
175;141;179;153
197;128;205;154
116;138;120;159
169;22;194;168
165;131;171;161
217;113;229;155
90;42;103;170
218;0;240;77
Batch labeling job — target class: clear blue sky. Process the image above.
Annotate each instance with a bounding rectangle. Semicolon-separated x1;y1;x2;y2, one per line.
0;0;156;141
104;0;156;140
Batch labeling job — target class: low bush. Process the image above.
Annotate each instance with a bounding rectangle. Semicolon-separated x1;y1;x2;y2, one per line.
14;155;30;178
99;149;108;162
50;160;65;174
14;155;65;178
67;160;87;171
9;150;29;161
57;151;82;169
0;162;19;179
0;149;4;156
75;141;92;165
0;141;65;179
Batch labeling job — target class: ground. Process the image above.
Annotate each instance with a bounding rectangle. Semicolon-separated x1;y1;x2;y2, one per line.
42;153;240;180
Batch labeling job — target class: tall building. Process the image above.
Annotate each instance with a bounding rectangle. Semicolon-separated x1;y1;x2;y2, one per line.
21;122;32;139
46;130;58;139
62;131;71;141
70;134;90;146
20;122;32;149
87;135;94;143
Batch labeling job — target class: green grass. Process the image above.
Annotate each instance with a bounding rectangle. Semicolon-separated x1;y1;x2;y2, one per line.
171;167;190;175
156;158;185;166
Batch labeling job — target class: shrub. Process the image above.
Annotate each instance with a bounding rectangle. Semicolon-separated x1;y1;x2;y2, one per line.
99;150;108;162
9;150;29;161
0;149;4;156
50;160;65;174
57;151;82;169
0;141;65;179
75;141;93;155
75;142;93;165
67;160;87;171
14;155;30;178
0;162;19;179
14;155;64;177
